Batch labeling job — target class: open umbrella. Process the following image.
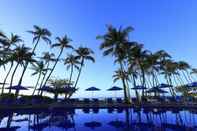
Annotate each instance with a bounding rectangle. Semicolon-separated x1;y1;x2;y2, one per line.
85;87;100;98
5;85;28;90
107;86;122;98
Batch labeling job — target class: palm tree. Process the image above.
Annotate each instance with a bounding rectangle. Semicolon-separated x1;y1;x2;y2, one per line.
30;61;48;95
1;34;23;94
18;26;52;86
27;25;51;53
38;52;56;92
64;54;80;85
41;35;73;94
8;45;33;93
177;61;192;83
160;59;178;97
74;47;95;88
97;25;133;103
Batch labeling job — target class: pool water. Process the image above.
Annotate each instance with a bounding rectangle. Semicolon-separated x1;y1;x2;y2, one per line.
0;108;197;131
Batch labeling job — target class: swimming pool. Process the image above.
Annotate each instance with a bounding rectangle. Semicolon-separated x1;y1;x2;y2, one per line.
0;108;196;131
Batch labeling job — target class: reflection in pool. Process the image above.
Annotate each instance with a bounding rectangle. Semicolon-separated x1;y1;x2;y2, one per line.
0;108;197;131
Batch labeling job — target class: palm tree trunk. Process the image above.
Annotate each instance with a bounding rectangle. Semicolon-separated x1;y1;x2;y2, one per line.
168;75;176;98
1;63;13;94
65;65;74;99
18;63;27;86
69;65;74;85
41;48;63;95
132;74;139;103
32;72;41;95
38;62;49;94
9;63;19;93
182;71;190;83
17;38;40;86
32;37;40;53
185;70;193;82
74;59;84;88
119;61;130;104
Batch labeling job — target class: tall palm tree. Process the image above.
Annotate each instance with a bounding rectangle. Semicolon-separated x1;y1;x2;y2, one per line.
8;45;33;93
64;54;80;84
30;61;48;95
160;59;178;97
177;61;192;83
41;35;73;94
17;25;52;87
97;25;133;103
38;52;56;91
74;47;95;88
1;34;23;94
27;25;51;53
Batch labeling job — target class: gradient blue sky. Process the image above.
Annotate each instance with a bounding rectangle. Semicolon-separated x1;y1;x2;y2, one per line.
0;0;197;98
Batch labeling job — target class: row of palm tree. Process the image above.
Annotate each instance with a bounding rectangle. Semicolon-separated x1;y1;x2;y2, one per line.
97;25;197;103
0;25;95;98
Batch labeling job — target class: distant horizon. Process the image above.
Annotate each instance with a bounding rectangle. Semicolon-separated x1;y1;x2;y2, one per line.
0;0;197;98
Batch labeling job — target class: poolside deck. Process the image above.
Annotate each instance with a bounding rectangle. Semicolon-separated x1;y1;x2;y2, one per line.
0;101;197;111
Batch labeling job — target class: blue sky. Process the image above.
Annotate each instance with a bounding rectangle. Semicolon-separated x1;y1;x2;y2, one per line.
0;0;197;98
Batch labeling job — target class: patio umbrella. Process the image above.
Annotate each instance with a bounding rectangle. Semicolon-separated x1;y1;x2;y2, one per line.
156;83;173;88
5;85;28;90
84;121;102;129
107;86;122;98
85;86;100;98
